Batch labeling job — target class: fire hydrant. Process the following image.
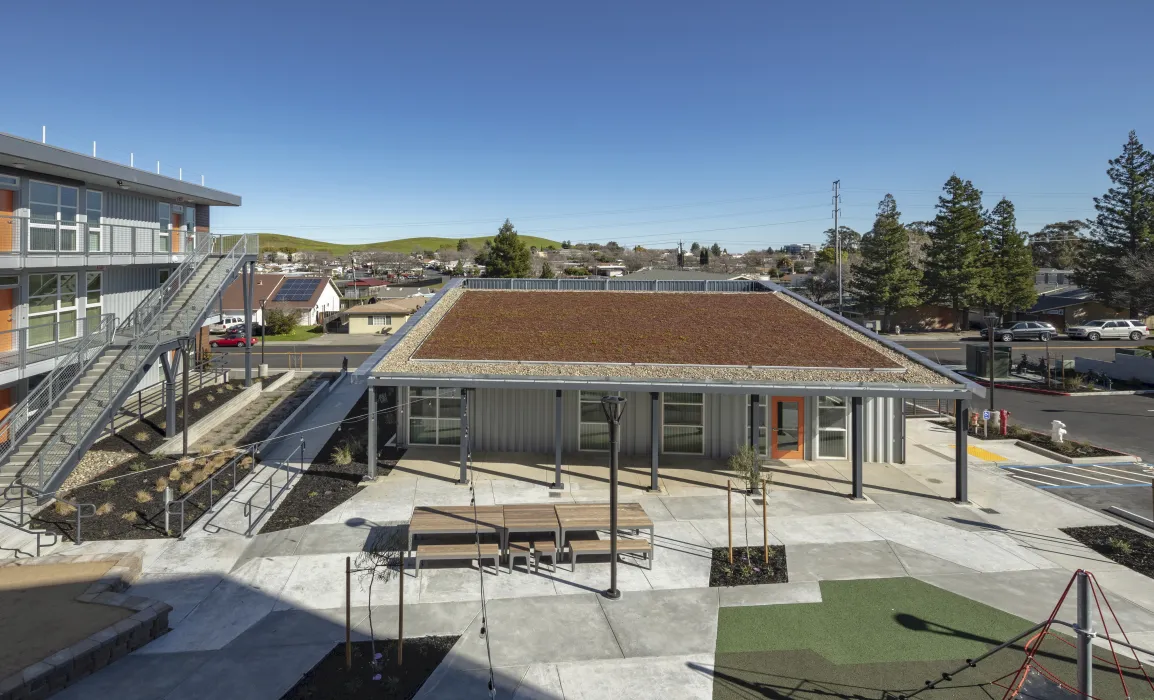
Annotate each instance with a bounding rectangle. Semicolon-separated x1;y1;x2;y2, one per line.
1051;420;1067;444
999;409;1010;437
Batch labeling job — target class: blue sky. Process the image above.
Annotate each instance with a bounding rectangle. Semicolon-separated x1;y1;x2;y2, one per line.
5;1;1153;250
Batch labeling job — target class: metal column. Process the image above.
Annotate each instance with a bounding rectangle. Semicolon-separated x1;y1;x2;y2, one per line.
851;396;864;500
1076;570;1093;697
955;399;969;503
367;385;377;480
242;261;253;387
181;342;190;457
751;394;760;456
553;390;563;488
649;392;660;492
458;388;469;484
160;352;179;439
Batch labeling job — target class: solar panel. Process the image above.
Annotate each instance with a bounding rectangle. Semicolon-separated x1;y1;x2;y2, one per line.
273;278;322;302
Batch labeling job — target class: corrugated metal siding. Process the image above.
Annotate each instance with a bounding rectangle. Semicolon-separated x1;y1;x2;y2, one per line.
472;388;554;453
105;192;161;226
103;266;162;325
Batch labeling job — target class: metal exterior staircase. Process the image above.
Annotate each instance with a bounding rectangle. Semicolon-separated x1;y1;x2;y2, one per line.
0;234;257;541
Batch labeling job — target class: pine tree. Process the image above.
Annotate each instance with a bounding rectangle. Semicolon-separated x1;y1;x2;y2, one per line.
710;243;722;257
1075;131;1154;316
924;175;986;330
984;198;1037;318
823;226;862;253
483;219;532;278
539;260;555;279
851;195;921;332
699;249;709;266
690;242;701;253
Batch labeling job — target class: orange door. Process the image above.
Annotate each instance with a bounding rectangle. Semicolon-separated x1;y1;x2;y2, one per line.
171;212;182;252
770;397;805;459
0;289;12;353
0;190;13;252
0;389;11;443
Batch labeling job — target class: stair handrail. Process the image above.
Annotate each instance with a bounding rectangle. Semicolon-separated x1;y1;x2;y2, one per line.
159;234;256;337
0;314;117;465
117;232;218;338
8;234;258;493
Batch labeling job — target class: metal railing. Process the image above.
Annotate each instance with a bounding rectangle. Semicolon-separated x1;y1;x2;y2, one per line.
0;315;113;378
0;233;258;493
165;446;254;539
0;213;203;260
243;439;304;536
0;314;115;460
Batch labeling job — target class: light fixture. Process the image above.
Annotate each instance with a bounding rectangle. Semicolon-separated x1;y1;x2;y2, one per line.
11;162;26;169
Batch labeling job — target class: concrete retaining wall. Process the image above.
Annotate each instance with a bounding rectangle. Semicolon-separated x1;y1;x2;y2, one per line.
153;382;263;456
263;370;296;392
1074;352;1154;384
257;373;344;456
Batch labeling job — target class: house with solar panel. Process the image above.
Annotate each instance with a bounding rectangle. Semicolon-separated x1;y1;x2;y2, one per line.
219;274;341;326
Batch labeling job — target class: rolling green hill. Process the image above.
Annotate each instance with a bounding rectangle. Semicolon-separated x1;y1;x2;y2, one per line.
256;233;561;255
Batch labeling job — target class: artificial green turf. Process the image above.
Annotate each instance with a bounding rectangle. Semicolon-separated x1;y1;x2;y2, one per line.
716;578;1033;665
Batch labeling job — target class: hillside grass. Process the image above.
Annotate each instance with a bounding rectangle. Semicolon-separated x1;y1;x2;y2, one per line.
256;233;561;255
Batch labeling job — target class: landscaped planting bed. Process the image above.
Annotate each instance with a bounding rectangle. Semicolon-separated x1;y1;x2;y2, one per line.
32;449;255;541
930;419;1123;458
415;290;899;368
281;636;458;700
1062;525;1154;578
259;389;402;534
709;545;788;587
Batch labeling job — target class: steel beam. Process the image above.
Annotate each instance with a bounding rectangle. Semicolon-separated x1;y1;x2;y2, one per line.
367;386;377;480
851;396;864;500
955;399;969;503
554;389;563;488
650;391;660;492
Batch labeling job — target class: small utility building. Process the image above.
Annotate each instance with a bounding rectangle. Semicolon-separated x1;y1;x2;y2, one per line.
360;278;981;500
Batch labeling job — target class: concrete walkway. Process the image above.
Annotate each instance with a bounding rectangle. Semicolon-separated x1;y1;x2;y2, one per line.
46;427;1154;699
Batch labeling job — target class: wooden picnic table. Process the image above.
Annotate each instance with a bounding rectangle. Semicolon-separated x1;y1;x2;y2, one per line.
407;505;505;555
554;503;655;561
502;504;562;548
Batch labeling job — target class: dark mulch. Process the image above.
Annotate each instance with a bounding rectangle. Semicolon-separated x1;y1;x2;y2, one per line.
282;636;457;700
32;451;254;541
709;545;788;587
415;290;899;368
100;381;246;455
260;388;402;534
930;420;1122;457
1062;525;1154;578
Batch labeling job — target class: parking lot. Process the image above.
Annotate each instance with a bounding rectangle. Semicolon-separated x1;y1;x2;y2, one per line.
1000;462;1154;523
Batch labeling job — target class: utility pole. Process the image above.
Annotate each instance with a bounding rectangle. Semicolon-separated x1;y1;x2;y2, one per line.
833;180;842;315
678;240;684;268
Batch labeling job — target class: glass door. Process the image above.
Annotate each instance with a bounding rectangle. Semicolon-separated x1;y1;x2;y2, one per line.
771;397;804;459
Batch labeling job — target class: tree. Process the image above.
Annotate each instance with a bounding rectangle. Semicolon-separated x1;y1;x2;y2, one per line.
710;243;722;257
851;194;922;332
264;308;299;336
822;226;862;254
982;198;1037;318
924;175;986;329
690;242;701;253
1075;131;1154;316
1119;250;1154;315
454;258;465;276
561;240;572;249
539;260;555;278
813;247;846;272
1031;220;1086;269
776;256;794;273
457;238;469;252
743;251;765;268
699;249;709;266
802;269;839;307
605;241;623;254
905;221;932;270
481;220;532;278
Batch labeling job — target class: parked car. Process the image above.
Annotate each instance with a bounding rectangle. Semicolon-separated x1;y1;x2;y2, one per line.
979;321;1058;342
209;333;258;348
226;322;264;336
1066;319;1148;341
207;315;245;334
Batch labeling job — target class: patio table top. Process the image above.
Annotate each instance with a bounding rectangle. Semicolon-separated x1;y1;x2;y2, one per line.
554;503;653;531
409;505;505;534
501;504;561;531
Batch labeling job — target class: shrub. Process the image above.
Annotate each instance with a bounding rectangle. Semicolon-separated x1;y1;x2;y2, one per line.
121;511;138;523
168;468;181;481
95;502;114;516
205;394;215;403
134;430;153;442
135;490;153;503
179;480;195;494
98;479;116;491
155;477;169;493
332;442;354;466
1109;537;1133;556
127;462;144;472
728;444;762;493
179;459;198;474
193;401;202;410
264;308;299;336
54;501;77;516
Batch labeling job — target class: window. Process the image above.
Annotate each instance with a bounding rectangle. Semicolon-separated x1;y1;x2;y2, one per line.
86;191;103;252
816;396;848;459
158;203;171;252
663;392;703;454
579;390;616;451
29;181;79;251
28;272;79;345
409;387;461;445
745;396;768;456
158;269;171;285
0;175;17;188
367;315;393;326
85;272;102;332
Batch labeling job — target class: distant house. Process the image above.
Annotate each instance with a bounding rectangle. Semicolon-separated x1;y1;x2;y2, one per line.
622;269;751;282
220;274;342;325
346;297;427;335
596;264;627;277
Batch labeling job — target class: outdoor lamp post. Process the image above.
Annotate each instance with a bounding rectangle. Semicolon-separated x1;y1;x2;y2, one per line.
985;314;999;413
260;300;266;366
600;395;627;600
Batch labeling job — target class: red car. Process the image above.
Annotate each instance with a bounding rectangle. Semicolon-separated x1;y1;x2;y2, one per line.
209;333;258;348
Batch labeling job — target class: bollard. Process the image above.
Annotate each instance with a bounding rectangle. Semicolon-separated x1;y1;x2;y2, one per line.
762;479;768;564
345;556;352;671
727;480;733;565
398;552;405;666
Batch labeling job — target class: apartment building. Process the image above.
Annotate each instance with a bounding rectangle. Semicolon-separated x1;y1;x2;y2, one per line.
0;132;242;420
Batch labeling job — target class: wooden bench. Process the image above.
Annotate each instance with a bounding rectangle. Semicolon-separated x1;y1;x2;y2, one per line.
568;538;653;570
414;543;501;576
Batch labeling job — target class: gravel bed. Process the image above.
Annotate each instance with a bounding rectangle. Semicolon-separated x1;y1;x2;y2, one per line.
709;545;789;587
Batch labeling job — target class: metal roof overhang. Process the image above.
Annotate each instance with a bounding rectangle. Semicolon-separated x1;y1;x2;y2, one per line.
356;277;984;401
0;132;241;207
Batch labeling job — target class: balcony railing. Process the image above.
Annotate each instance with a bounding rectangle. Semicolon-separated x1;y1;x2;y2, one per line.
0;213;203;261
0;314;116;378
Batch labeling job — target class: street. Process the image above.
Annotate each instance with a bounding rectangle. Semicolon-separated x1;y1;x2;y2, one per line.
897;336;1150;368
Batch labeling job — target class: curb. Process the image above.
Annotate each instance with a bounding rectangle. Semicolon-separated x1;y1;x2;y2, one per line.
968;378;1154;397
1013;440;1140;465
